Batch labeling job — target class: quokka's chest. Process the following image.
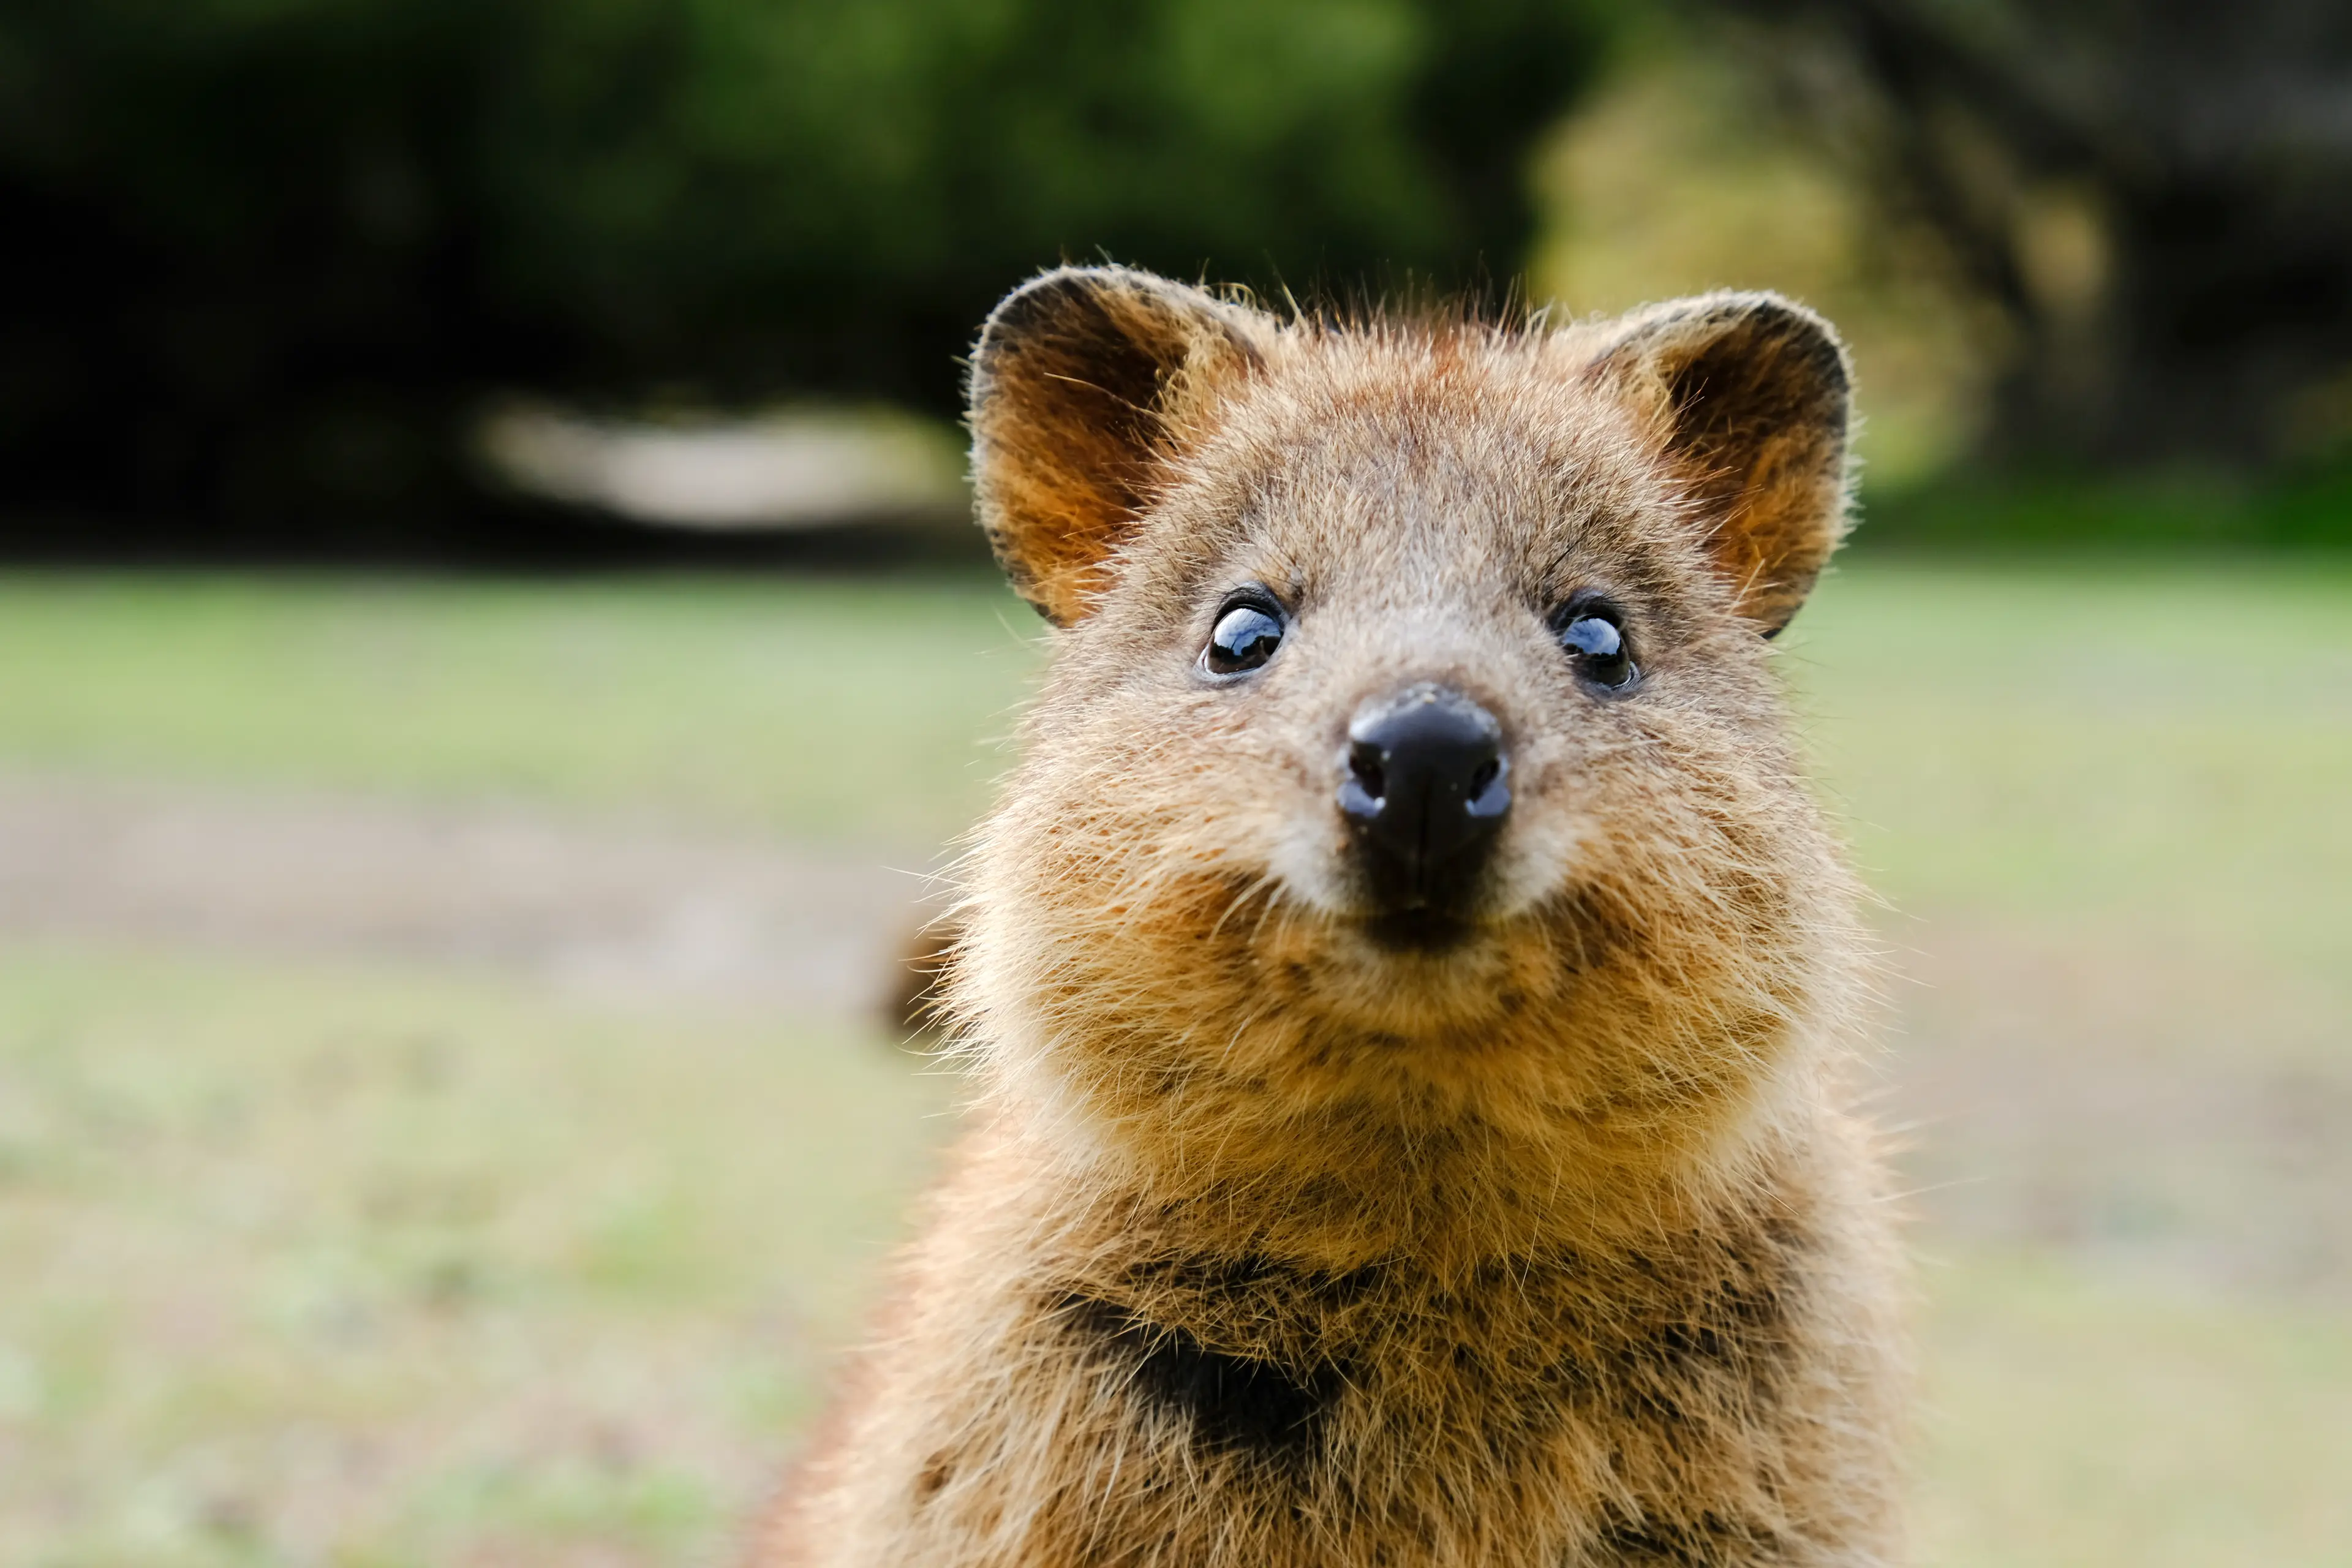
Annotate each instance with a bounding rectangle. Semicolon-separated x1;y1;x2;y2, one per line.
1038;1230;1815;1481
855;1239;1836;1568
786;1173;1898;1568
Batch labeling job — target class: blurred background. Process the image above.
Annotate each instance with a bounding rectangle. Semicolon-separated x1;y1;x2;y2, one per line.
1;1;2347;1563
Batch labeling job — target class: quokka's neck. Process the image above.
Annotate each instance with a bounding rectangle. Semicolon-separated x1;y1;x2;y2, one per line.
981;1065;1820;1278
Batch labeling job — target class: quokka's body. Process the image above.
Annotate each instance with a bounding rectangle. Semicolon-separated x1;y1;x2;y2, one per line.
760;268;1907;1567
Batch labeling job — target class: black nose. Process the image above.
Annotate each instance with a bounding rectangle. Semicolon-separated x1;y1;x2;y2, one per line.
1337;682;1510;921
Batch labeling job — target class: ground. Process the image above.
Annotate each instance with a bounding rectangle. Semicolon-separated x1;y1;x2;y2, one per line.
0;562;2346;1566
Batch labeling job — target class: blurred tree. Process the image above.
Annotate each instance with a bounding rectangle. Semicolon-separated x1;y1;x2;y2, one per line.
0;0;1609;543
1716;0;2352;469
1529;42;2000;489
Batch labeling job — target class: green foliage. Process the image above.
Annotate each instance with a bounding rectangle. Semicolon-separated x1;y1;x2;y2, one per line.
1858;467;2352;551
0;0;1609;532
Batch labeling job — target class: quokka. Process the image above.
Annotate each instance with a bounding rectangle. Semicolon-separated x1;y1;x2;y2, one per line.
761;265;1907;1567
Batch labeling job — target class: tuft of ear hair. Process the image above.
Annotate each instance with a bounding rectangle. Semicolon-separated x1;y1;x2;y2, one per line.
1591;293;1853;635
968;266;1264;626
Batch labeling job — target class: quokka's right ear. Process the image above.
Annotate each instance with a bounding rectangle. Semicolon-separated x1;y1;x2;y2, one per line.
1585;292;1853;636
969;266;1265;625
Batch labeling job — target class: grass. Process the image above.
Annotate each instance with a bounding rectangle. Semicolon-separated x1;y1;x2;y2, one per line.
0;945;951;1567
0;571;1043;845
1781;557;2352;960
2;559;2348;1564
1918;1253;2352;1568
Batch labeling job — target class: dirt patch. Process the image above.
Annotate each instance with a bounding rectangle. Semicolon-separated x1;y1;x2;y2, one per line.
0;770;945;1019
1882;914;2352;1297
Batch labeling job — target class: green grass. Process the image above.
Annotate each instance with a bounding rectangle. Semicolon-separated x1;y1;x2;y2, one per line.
1783;558;2352;960
0;944;950;1566
0;571;1044;845
2;560;2348;1564
1919;1253;2352;1568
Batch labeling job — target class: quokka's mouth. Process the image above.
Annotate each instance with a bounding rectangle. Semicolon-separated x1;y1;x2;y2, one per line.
1357;903;1479;954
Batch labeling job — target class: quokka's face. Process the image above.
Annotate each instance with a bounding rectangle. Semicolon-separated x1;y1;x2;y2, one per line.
961;268;1857;1129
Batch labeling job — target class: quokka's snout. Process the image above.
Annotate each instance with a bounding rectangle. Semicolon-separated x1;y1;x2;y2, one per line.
1336;680;1510;946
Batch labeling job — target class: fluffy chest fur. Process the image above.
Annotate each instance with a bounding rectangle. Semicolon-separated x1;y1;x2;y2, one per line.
779;1113;1897;1568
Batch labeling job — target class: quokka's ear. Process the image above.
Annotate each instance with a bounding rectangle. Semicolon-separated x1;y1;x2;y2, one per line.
970;266;1265;625
1589;293;1853;635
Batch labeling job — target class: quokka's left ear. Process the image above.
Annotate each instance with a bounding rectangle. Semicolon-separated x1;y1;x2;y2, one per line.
969;266;1267;627
1588;293;1853;635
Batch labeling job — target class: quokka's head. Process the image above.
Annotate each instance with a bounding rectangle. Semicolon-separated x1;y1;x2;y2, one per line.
954;266;1863;1183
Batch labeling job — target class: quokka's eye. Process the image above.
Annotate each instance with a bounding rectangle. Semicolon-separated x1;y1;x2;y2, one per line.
1202;592;1286;677
1551;594;1639;693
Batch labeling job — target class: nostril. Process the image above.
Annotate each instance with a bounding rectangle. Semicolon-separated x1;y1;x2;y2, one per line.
1468;758;1499;798
1338;741;1387;824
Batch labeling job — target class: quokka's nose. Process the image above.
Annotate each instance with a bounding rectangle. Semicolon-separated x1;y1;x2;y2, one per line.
1337;682;1510;913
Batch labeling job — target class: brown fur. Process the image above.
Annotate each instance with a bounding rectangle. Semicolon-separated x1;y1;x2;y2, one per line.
759;267;1905;1567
